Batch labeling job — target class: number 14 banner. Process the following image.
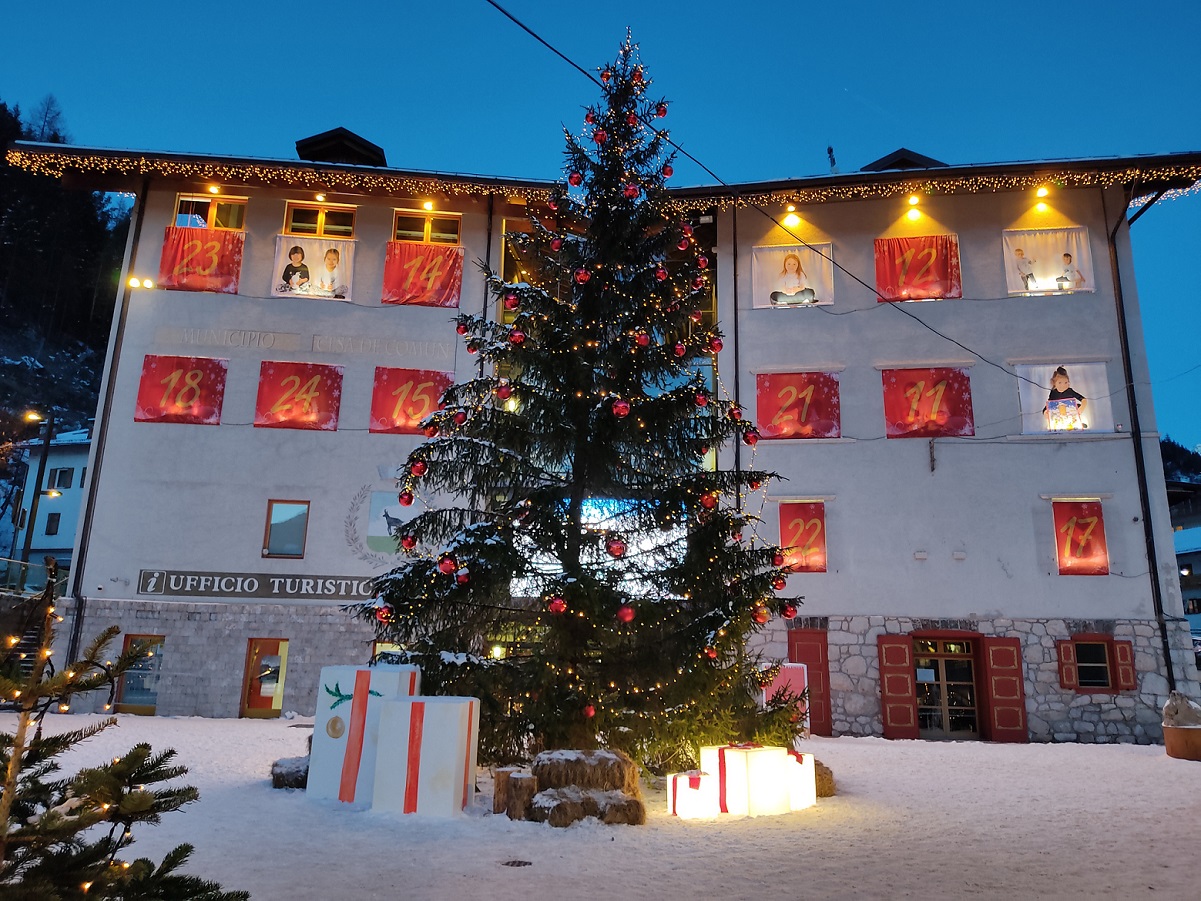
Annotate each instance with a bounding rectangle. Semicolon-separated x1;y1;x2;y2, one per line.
874;234;961;301
381;242;465;306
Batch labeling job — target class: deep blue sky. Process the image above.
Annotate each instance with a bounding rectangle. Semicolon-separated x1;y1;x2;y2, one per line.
4;0;1200;448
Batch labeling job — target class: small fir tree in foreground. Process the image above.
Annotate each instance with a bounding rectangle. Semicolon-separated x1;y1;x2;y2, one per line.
362;39;803;769
0;558;247;900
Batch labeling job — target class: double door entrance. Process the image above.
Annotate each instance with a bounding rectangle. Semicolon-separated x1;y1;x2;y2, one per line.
914;638;978;740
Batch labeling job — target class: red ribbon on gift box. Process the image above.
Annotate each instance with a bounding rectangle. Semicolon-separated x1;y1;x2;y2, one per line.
670;770;707;816
716;743;762;813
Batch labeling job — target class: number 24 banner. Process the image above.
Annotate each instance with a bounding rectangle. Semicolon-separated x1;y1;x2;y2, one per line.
254;361;344;431
874;234;961;301
134;354;228;425
158;226;245;294
381;243;465;307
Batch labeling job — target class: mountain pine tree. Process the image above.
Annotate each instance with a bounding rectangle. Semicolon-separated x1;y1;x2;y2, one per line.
364;39;803;769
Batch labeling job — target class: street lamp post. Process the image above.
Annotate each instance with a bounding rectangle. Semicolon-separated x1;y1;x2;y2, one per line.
18;413;55;590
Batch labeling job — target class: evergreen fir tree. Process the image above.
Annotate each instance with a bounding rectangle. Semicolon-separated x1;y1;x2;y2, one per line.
0;559;247;900
364;39;803;769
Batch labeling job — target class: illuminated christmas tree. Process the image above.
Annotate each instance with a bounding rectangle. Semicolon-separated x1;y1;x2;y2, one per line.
364;39;802;768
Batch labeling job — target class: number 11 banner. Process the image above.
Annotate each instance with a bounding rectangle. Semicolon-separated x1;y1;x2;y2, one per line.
158;226;245;294
381;242;465;306
874;234;961;302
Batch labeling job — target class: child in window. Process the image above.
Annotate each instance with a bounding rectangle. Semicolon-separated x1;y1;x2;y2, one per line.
315;247;343;295
281;246;309;290
769;253;815;304
1013;247;1037;290
1044;366;1087;430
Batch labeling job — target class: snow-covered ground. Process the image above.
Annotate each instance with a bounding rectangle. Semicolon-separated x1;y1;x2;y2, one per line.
8;712;1201;900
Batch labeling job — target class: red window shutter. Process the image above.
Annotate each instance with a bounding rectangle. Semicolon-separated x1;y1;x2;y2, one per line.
1113;640;1137;691
1055;640;1079;689
877;636;919;740
787;629;832;736
981;637;1029;743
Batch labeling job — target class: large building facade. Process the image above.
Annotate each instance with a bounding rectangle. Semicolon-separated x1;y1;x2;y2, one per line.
8;137;1200;741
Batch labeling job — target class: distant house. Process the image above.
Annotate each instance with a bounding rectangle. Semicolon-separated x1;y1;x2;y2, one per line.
6;427;90;579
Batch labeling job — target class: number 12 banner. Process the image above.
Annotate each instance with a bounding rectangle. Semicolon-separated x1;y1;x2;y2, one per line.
134;354;228;424
882;367;974;438
874;234;961;302
254;361;344;431
1052;500;1109;576
779;502;827;573
370;367;454;434
158;227;245;294
381;243;465;306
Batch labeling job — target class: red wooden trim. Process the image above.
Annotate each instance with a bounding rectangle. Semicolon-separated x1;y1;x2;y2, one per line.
878;636;919;740
1114;640;1138;691
981;637;1029;743
787;629;832;736
1055;640;1079;689
462;700;476;810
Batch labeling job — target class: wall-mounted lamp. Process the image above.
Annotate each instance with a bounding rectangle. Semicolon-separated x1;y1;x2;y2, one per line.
127;276;155;289
1036;186;1049;197
315;193;326;202
908;194;920;206
422;200;435;211
208;185;220;194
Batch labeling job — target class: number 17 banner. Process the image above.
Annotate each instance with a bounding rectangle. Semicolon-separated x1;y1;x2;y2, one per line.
381;242;465;306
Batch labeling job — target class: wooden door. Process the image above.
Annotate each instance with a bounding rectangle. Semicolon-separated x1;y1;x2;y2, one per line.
787;629;832;735
240;638;289;718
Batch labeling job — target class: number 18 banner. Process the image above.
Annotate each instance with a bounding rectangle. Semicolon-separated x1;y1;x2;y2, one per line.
381;242;465;307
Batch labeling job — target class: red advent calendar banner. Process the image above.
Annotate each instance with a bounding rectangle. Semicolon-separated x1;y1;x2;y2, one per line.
1052;501;1109;576
882;367;974;438
756;372;840;439
157;227;244;294
369;368;454;434
381;243;465;307
874;234;962;302
254;361;343;431
134;355;228;425
779;502;827;573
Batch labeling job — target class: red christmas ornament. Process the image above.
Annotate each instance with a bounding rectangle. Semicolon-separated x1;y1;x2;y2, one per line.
510;329;526;345
466;342;478;355
606;536;627;558
626;112;639;127
704;646;718;660
568;171;583;187
547;198;558;211
692;275;706;290
456;572;470;586
700;445;710;456
375;603;395;624
681;223;694;237
772;575;787;591
585;111;596;124
631;66;643;84
677;237;690;251
623;183;640;199
616;604;635;624
612;398;631;418
656;103;668;118
437;555;457;575
710;336;724;353
401;535;417;550
772;552;785;567
496;383;512;400
398;490;414;507
453;411;468;425
575;268;591;284
673;342;687;357
728;406;742;421
696;254;709;269
749;479;762;490
655;267;668;282
635;331;650;347
695;391;708;407
583;704;596;719
662;163;674;178
551;237;563;252
456;323;469;335
743;429;760;447
601;68;612;83
423;423;439;438
731;530;743;543
410;460;427;477
752;606;770;625
504;292;519;310
781;601;798;620
699;491;718;510
548;595;567;614
689;309;703;324
593;128;608;144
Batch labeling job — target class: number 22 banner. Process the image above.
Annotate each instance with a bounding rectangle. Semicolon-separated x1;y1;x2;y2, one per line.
874;234;961;301
158;226;245;294
381;242;465;307
779;501;827;573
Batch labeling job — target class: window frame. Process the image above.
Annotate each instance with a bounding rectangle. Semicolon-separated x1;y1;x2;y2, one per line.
44;512;61;536
262;499;311;559
1055;634;1137;693
393;208;462;245
116;634;166;715
48;467;74;489
284;201;357;239
175;193;247;231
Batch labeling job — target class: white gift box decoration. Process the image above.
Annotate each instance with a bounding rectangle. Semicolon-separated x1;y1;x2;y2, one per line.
699;744;791;817
786;750;817;811
667;770;719;819
307;664;421;804
372;696;480;817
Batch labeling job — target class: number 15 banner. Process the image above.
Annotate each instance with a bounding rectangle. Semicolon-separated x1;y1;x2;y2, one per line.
158;226;245;294
381;242;465;307
874;234;961;301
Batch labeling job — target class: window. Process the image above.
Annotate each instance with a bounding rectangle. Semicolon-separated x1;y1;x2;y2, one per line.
116;635;165;715
1056;635;1137;692
47;467;74;489
175;194;246;230
394;209;461;245
881;367;975;438
1015;362;1114;434
285;202;356;238
263;500;309;558
45;512;60;536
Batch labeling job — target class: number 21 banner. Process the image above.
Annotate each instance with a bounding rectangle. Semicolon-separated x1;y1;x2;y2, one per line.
874;234;961;301
158;226;245;294
254;361;344;431
381;242;465;307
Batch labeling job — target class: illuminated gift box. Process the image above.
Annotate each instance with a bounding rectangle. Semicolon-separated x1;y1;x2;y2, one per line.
307;664;421;804
667;770;719;819
786;750;817;811
372;696;480;817
699;744;790;817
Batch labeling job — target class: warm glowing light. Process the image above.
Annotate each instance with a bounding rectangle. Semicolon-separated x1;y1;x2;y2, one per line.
1036;186;1049;197
490;645;505;659
128;276;141;288
422;200;434;211
907;208;921;221
315;193;326;202
1036;202;1048;212
24;411;43;422
782;212;801;227
44;489;61;498
141;278;154;289
785;204;795;212
207;185;219;194
908;194;920;205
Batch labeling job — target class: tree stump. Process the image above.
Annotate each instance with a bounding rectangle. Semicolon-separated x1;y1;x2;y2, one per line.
493;767;523;814
506;772;538;820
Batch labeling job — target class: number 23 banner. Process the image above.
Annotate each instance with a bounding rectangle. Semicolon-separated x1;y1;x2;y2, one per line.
874;234;961;301
381;242;465;306
158;227;245;294
254;361;344;431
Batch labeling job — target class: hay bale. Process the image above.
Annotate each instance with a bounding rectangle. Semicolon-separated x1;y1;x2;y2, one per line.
493;767;523;814
531;748;641;797
506;772;538;821
271;755;309;789
530;788;588;827
529;787;645;827
814;758;836;797
599;792;646;825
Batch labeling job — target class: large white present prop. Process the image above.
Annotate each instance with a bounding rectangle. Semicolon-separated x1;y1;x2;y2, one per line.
307;664;421;804
372;696;480;816
699;744;790;817
786;750;817;811
667;770;718;819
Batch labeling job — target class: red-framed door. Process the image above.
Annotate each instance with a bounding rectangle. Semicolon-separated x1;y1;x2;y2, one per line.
787;628;832;736
240;638;289;718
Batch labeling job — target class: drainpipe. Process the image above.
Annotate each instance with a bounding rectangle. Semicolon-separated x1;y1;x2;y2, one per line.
66;176;151;664
730;199;742;497
1103;186;1176;691
481;193;494;380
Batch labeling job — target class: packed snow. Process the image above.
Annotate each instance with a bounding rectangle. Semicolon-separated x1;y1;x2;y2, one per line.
7;712;1201;900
